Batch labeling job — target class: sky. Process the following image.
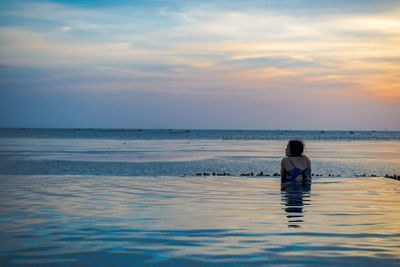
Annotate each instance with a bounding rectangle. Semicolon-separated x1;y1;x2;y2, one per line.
0;0;399;130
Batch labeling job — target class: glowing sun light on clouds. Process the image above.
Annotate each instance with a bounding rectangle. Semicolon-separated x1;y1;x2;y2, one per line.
0;0;400;129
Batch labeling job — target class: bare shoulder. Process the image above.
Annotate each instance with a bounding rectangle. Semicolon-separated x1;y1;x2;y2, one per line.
302;155;312;164
281;157;289;163
281;157;289;165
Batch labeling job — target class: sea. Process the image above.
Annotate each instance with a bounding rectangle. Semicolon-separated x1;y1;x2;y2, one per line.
0;128;399;266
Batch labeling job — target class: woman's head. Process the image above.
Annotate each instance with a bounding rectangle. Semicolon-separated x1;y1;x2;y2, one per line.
286;140;304;157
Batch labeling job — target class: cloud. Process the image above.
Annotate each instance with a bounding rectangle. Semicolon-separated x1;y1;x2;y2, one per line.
61;25;72;32
0;0;399;103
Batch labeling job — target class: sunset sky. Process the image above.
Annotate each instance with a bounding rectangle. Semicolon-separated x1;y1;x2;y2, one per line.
1;0;399;130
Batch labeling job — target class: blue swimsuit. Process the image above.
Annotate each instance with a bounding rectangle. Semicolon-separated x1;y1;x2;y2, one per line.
287;158;311;182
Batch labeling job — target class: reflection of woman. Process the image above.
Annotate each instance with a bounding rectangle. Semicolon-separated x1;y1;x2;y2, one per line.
281;188;306;228
281;182;311;228
281;140;312;186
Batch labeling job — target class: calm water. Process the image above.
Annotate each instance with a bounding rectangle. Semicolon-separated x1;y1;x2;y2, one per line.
1;129;400;177
0;176;400;266
0;129;400;265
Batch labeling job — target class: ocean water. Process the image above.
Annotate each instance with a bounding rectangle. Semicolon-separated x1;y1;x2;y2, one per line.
1;129;400;177
1;129;400;266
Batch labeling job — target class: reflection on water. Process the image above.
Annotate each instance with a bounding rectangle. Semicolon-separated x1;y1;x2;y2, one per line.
281;182;311;228
1;175;400;266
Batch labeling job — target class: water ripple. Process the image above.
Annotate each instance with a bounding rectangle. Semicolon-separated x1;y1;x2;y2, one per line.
1;175;400;265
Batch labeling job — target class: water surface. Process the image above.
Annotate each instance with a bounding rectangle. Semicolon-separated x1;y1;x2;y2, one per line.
0;175;399;265
1;129;399;265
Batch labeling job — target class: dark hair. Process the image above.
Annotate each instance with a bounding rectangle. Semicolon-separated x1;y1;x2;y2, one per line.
288;140;304;157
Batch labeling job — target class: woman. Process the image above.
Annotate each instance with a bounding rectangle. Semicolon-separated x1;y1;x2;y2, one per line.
281;140;312;185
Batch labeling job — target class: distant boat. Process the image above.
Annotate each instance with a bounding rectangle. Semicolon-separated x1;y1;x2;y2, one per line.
170;130;191;134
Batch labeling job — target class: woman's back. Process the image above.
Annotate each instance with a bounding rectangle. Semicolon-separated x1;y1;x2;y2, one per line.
281;155;311;182
281;140;312;184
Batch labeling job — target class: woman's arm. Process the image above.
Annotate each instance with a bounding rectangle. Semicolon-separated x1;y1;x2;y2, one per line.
306;155;312;174
304;155;312;179
281;158;287;183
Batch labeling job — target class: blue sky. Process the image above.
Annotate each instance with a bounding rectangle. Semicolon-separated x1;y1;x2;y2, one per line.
1;0;399;129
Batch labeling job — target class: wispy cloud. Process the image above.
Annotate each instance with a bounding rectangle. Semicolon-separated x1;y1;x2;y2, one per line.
1;0;400;103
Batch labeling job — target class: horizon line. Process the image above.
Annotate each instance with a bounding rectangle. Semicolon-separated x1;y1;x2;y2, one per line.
0;127;398;132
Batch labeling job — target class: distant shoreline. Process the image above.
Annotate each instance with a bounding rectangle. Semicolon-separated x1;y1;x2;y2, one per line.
1;128;399;141
0;127;399;132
